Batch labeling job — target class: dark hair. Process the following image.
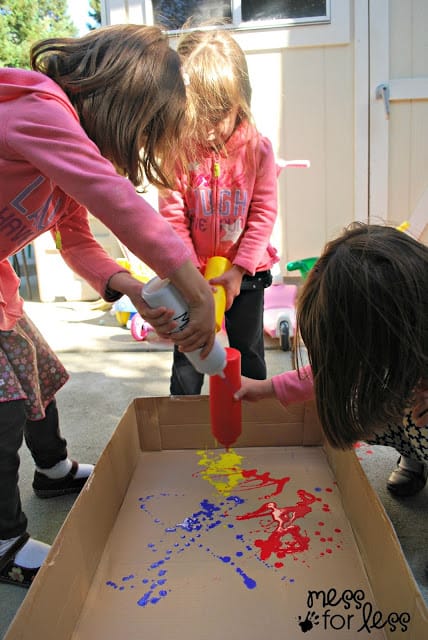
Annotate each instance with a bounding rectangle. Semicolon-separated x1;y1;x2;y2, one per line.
176;26;252;155
31;24;186;188
296;223;428;449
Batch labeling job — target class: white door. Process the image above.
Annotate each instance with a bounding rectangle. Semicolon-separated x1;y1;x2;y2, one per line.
370;0;428;242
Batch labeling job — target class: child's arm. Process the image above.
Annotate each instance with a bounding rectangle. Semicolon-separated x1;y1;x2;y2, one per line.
234;376;275;402
235;365;314;407
57;206;215;352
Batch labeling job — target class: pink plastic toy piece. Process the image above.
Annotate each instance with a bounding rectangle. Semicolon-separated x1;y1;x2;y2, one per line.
276;158;311;177
130;313;151;342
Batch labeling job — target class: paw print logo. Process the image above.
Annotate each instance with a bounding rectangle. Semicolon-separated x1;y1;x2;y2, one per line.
297;610;320;633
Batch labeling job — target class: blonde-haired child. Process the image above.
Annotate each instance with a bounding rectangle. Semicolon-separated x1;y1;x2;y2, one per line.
159;27;279;394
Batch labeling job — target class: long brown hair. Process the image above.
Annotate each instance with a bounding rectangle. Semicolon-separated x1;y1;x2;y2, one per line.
31;24;186;188
296;223;428;449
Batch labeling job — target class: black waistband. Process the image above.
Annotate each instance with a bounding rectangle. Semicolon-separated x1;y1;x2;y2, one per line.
240;270;272;291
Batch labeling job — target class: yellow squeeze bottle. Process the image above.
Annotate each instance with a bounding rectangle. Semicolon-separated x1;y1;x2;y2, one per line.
204;257;232;332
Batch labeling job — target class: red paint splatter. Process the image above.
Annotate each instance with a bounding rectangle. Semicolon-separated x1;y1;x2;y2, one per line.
236;490;316;560
239;469;290;499
353;442;373;455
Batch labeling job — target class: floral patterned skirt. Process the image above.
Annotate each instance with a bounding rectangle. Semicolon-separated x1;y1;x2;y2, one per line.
0;313;68;421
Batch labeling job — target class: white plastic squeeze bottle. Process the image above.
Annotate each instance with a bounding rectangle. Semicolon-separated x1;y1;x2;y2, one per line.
142;276;226;377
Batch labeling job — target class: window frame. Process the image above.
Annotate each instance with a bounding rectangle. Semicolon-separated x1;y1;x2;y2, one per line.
104;0;350;49
155;1;331;34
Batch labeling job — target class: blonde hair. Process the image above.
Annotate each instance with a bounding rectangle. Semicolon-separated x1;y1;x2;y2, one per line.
31;24;186;188
177;27;253;155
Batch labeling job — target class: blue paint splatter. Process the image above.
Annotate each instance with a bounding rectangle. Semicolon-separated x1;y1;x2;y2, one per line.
236;567;257;589
106;492;262;607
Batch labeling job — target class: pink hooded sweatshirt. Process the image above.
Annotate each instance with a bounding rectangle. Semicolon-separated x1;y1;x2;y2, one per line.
158;121;279;275
0;68;190;330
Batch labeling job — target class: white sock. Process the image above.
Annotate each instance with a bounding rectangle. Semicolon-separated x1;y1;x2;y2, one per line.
36;458;72;478
36;458;94;480
399;455;425;474
0;536;50;568
74;463;94;479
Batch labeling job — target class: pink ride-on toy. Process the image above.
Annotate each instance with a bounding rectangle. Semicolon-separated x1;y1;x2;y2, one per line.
263;283;298;351
263;257;319;351
263;159;312;351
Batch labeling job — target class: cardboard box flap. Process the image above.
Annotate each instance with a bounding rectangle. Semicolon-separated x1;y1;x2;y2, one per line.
135;396;323;450
326;442;428;638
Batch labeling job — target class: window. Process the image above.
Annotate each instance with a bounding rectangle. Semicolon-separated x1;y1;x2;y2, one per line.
151;0;329;33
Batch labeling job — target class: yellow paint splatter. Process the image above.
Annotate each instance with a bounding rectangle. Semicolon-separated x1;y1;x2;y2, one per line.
196;449;243;496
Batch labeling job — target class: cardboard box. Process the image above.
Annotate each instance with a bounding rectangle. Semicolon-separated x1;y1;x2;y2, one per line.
5;397;428;639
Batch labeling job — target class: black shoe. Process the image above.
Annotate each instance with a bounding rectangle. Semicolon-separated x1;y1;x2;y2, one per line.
0;533;40;588
33;460;93;498
386;458;428;497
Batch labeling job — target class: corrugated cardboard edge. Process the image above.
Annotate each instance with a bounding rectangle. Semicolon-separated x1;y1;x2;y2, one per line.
325;441;428;639
4;396;427;639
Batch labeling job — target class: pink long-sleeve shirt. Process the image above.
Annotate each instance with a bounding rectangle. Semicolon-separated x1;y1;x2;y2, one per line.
158;121;279;275
0;68;190;330
272;365;315;406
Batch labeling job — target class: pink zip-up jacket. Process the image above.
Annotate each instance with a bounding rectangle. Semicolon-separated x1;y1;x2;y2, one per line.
158;121;279;275
0;68;190;330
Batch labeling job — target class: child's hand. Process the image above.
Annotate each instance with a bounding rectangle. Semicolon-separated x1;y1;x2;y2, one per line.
234;376;275;402
411;379;428;427
209;265;245;309
133;299;177;335
108;271;179;334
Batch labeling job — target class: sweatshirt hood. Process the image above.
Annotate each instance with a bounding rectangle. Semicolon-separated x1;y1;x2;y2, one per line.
0;68;77;119
222;121;259;155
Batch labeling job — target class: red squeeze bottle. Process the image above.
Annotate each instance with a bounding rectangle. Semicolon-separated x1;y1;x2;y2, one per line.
209;347;242;448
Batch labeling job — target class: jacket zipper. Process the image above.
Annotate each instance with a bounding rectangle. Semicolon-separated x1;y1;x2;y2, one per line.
212;156;220;252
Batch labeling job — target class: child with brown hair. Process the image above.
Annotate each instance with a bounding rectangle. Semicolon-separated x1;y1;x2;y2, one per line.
0;24;215;587
235;223;428;496
159;27;279;395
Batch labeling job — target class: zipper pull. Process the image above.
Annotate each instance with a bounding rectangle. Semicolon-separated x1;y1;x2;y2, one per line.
214;161;220;178
55;228;62;250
